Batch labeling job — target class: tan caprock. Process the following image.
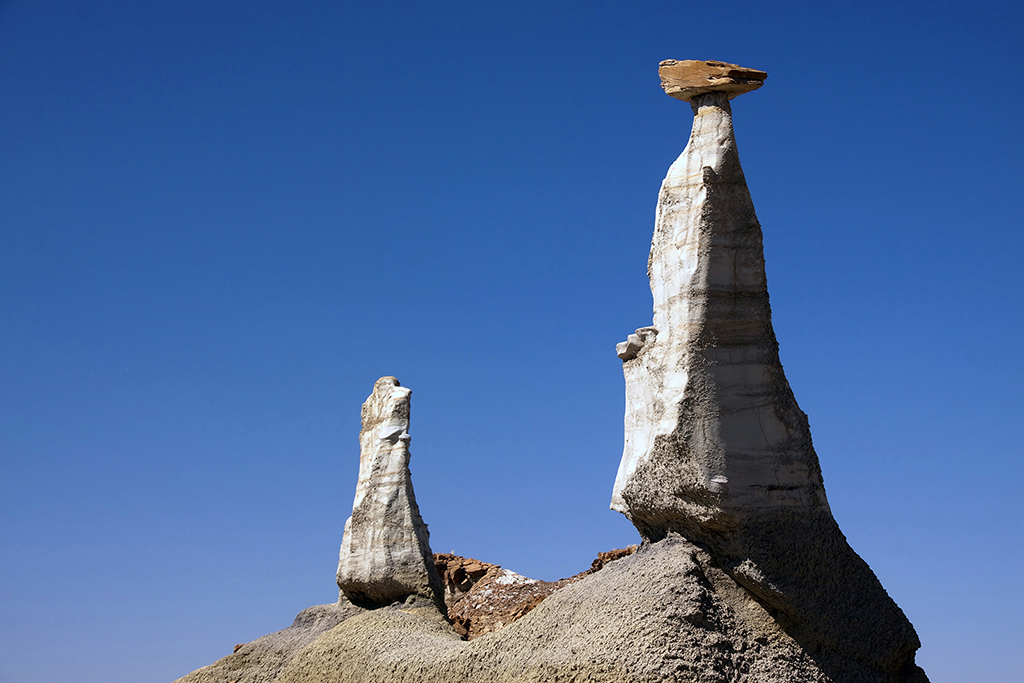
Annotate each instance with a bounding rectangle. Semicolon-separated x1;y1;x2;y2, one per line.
658;59;767;102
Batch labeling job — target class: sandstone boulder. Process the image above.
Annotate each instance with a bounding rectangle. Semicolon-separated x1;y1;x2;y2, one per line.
659;59;767;101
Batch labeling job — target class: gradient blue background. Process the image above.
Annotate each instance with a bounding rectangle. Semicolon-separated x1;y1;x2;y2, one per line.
1;1;1021;681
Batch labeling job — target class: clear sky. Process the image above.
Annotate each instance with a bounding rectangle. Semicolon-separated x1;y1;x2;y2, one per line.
1;1;1021;682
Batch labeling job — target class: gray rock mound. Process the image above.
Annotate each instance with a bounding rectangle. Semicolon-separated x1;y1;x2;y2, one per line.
179;538;850;683
173;602;362;683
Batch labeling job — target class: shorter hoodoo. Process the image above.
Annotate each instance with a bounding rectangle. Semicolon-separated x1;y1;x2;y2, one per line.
336;377;445;612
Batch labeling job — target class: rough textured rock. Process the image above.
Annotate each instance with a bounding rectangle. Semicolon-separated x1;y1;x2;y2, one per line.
336;377;445;610
272;536;837;683
172;60;930;683
435;549;640;640
433;552;497;608
612;68;926;681
446;564;552;640
176;539;848;683
173;602;363;683
590;544;638;571
658;59;767;102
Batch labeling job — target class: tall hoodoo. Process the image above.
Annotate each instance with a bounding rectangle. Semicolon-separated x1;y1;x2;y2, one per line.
336;377;444;610
611;60;824;532
612;60;926;680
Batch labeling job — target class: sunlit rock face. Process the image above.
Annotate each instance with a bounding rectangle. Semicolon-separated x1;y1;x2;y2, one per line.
336;377;444;609
611;88;828;538
612;72;926;680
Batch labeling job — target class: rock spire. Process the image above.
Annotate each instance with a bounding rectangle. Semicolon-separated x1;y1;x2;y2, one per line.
336;377;444;610
612;61;822;546
612;62;926;680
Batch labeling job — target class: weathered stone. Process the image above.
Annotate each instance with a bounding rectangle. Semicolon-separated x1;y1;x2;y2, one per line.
433;553;498;606
611;84;821;545
336;377;445;610
659;59;766;102
172;61;932;683
612;75;926;680
434;548;641;641
446;564;547;640
589;545;638;572
615;327;657;360
271;537;846;683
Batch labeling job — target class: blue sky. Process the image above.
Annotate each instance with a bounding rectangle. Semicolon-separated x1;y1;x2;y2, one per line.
1;1;1021;681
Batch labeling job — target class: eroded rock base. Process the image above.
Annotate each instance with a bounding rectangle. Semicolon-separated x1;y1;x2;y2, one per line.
175;538;926;683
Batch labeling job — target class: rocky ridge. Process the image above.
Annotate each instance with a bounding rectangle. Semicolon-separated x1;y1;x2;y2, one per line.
173;60;928;683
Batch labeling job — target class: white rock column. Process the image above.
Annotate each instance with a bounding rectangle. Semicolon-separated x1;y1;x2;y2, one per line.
611;63;924;678
612;90;830;538
337;377;444;609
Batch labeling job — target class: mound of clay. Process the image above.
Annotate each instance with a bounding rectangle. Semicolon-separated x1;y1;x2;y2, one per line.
175;603;363;683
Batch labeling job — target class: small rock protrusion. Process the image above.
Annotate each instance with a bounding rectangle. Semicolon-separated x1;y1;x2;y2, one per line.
589;545;639;572
617;327;658;361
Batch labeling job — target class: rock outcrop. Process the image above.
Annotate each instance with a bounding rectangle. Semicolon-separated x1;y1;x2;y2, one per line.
433;553;497;607
175;602;364;683
273;537;843;683
589;544;638;571
612;65;926;681
336;377;445;611
445;563;550;640
436;548;638;640
173;60;929;683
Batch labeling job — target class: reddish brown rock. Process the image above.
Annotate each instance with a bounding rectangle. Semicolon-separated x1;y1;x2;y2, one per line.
658;59;766;102
590;545;638;572
433;548;639;640
433;553;497;605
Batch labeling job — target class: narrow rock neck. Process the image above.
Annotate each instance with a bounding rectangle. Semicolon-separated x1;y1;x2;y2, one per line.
689;91;735;158
651;91;750;334
690;90;732;116
671;91;740;184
